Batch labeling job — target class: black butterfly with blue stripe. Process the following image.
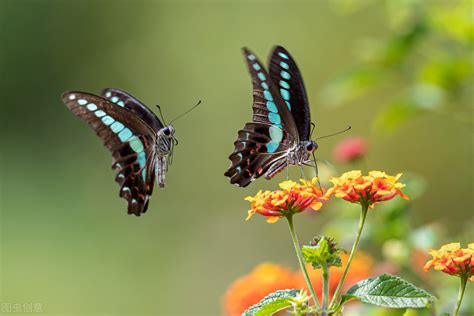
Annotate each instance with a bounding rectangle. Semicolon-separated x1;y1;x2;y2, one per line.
62;88;177;215
225;46;318;187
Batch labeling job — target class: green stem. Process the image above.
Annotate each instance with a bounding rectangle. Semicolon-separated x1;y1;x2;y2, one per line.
321;262;330;316
454;275;467;316
329;204;369;309
286;215;321;310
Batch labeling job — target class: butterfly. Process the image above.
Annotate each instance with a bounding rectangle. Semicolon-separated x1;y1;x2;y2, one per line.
61;88;178;216
225;46;320;187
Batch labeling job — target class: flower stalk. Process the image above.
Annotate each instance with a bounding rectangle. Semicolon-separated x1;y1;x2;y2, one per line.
321;262;330;316
454;275;467;316
329;203;369;309
286;214;321;310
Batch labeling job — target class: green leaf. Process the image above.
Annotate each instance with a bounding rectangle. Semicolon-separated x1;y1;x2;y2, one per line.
242;289;300;316
341;274;434;309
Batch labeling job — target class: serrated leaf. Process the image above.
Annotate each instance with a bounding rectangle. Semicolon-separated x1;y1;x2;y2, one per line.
341;274;434;309
242;289;300;316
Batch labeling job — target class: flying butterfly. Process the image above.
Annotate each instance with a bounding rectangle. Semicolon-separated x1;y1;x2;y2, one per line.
225;46;349;187
61;88;198;215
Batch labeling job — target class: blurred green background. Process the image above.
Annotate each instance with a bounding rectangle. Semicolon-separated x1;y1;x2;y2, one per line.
1;0;472;315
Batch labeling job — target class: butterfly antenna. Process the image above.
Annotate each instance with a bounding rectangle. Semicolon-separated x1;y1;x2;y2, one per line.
315;126;351;141
169;100;202;124
310;122;316;138
155;105;167;125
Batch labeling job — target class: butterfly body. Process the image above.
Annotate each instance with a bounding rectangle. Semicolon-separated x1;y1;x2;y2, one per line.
287;140;318;166
225;46;317;187
154;125;177;187
62;88;176;215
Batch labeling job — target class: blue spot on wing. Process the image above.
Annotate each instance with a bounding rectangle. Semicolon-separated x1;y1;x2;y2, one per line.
266;126;284;153
94;110;106;117
278;52;289;59
279;80;290;89
129;137;144;153
281;71;291;80
137;151;146;168
118;128;133;142
280;61;289;69
268;112;281;125
111;121;125;133
280;89;290;101
101;116;115;125
266;142;279;153
266;101;278;113
263;90;273;101
86;103;97;111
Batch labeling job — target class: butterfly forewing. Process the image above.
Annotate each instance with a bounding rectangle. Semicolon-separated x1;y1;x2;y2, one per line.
101;88;164;132
62;91;157;215
242;47;299;139
269;46;311;141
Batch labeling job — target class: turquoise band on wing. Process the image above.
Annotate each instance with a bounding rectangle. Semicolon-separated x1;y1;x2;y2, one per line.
76;98;146;177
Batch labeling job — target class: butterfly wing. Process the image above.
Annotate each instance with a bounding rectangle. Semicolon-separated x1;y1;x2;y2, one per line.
268;46;311;141
101;88;164;132
242;47;299;138
225;122;296;187
62;91;157;216
225;48;299;187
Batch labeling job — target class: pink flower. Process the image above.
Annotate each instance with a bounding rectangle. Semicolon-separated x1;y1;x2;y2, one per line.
333;137;368;163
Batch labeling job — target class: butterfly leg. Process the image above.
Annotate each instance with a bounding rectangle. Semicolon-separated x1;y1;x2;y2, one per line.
300;166;306;180
312;151;322;188
286;156;290;180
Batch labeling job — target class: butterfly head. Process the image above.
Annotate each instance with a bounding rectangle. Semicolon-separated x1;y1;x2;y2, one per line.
157;125;178;157
162;125;175;137
305;140;318;153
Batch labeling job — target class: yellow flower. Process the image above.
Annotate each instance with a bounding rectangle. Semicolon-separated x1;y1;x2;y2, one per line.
424;243;474;281
325;170;408;208
245;177;326;223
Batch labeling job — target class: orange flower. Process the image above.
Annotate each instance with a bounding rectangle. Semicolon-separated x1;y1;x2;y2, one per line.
424;243;474;282
295;252;374;301
326;170;408;208
245;177;326;223
222;263;299;316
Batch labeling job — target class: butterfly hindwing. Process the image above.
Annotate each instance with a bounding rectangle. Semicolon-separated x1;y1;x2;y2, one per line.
62;91;157;215
101;88;164;132
224;122;294;187
269;46;311;141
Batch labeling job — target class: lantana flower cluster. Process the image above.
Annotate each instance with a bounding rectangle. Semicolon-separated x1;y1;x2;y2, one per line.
326;170;409;208
424;243;474;281
245;171;409;223
245;177;325;223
